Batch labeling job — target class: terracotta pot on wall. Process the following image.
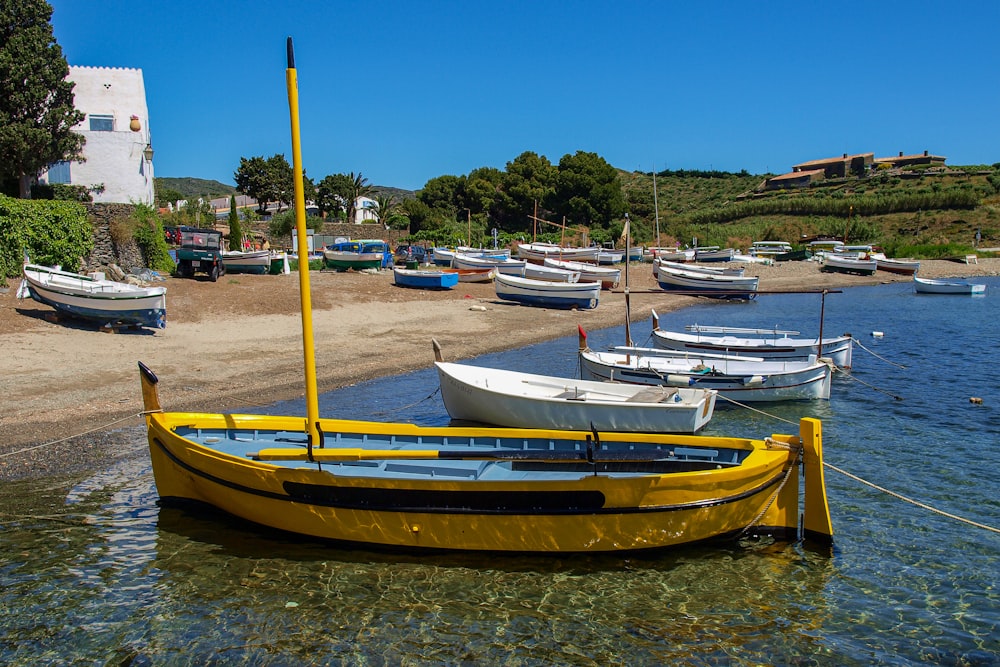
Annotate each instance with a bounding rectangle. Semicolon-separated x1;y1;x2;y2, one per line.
129;115;141;132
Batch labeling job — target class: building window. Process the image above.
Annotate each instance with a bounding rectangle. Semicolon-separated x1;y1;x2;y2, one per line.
89;114;114;131
47;161;71;184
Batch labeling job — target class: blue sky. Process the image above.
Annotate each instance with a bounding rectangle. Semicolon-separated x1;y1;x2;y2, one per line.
49;1;999;191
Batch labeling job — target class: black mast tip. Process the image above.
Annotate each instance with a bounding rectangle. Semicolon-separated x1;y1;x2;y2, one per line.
286;37;295;68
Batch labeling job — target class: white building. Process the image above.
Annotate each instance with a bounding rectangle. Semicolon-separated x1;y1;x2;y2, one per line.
38;66;154;205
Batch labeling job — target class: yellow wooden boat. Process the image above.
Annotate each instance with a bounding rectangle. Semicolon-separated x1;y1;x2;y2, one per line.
138;38;833;554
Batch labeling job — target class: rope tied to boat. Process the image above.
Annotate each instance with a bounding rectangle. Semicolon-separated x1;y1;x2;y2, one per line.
0;412;144;459
738;442;801;539
853;336;906;369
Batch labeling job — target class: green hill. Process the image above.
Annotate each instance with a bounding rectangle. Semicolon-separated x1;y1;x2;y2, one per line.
618;165;1000;255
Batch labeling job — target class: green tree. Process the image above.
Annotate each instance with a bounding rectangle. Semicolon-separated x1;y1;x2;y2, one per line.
501;152;557;232
550;151;626;229
234;156;275;214
0;0;86;198
373;193;396;226
316;173;352;219
227;194;242;250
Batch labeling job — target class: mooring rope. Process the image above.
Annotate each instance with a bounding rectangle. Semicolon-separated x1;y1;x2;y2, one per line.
719;398;1000;535
853;336;907;369
369;387;441;417
0;412;144;459
823;460;1000;534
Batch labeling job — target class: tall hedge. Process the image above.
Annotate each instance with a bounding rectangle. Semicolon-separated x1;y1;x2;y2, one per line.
0;195;92;277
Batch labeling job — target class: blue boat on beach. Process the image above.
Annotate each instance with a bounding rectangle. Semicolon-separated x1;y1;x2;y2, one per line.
392;267;460;290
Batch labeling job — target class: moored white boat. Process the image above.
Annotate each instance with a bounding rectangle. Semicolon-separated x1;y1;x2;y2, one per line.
749;241;793;257
20;263;167;329
435;357;717;434
578;338;833;402
494;273;600;309
913;276;986;295
543;257;621;289
656;264;759;299
650;314;853;368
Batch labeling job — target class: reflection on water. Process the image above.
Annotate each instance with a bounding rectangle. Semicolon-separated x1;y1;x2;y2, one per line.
1;279;999;665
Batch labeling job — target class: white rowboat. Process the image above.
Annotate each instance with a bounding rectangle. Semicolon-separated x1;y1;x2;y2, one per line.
435;360;717;433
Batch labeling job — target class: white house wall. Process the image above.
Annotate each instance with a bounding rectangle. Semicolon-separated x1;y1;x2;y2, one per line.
40;66;154;205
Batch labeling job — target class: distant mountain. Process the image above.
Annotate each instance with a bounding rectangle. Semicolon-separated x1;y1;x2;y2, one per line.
155;177;236;203
155;177;414;205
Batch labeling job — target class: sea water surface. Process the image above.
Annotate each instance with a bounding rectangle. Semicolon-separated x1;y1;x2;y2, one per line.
1;278;998;665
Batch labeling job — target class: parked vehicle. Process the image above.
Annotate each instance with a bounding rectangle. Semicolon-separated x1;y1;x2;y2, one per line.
175;228;226;281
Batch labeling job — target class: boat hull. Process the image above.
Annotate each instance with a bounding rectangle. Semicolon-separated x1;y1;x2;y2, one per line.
22;264;166;329
651;329;853;368
323;251;384;271
393;267;459;289
579;349;832;402
875;258;920;275
436;362;716;433
913;276;986;294
821;256;877;275
494;273;600;309
143;406;822;552
656;267;759;300
222;250;271;274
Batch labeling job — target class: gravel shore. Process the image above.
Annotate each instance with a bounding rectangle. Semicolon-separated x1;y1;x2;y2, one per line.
1;256;996;481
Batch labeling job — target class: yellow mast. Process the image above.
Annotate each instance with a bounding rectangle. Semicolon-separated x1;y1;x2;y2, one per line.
285;37;321;446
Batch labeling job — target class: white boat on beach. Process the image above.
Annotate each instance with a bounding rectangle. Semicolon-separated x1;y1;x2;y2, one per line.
543;258;621;289
913;276;986;295
452;252;526;275
522;262;580;282
694;247;735;262
494;273;601;309
516;242;599;263
434;355;717;434
654;259;745;277
821;254;877;276
655;264;759;299
650;314;853;368
19;263;167;329
221;249;271;274
874;256;921;275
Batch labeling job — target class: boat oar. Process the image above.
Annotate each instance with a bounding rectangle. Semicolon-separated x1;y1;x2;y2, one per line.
248;447;721;464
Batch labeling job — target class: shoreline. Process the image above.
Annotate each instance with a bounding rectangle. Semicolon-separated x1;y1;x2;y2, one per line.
1;257;996;481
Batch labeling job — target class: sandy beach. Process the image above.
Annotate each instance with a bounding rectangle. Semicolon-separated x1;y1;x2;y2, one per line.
1;256;996;480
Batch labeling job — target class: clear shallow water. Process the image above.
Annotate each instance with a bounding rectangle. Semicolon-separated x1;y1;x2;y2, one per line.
1;278;998;665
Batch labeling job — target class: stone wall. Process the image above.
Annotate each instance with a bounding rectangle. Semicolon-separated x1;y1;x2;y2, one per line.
82;203;144;272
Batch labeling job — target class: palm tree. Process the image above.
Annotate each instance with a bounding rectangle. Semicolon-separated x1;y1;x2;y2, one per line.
374;193;396;226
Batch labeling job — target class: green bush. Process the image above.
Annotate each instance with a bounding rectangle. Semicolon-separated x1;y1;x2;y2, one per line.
0;195;92;277
130;204;176;273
